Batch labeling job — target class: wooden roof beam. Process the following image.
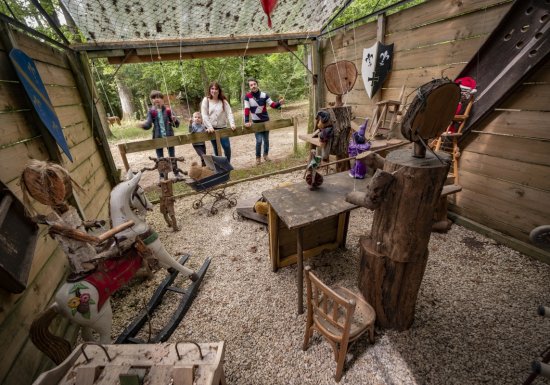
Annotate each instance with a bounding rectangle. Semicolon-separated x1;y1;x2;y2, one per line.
107;44;298;64
72;32;317;52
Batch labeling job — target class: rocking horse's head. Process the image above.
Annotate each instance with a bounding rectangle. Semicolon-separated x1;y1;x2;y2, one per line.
126;171;153;213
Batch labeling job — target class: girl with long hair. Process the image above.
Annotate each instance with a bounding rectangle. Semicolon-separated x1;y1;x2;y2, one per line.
201;81;236;162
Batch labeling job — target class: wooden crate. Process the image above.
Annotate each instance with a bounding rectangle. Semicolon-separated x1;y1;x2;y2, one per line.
32;342;226;385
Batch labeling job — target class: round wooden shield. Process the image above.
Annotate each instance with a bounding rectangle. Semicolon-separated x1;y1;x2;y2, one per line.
401;79;461;142
324;60;358;95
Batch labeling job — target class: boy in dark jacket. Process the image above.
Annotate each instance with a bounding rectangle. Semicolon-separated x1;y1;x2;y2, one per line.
141;90;181;177
189;111;207;166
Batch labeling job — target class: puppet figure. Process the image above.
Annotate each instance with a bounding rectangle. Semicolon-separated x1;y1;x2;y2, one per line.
20;160;102;277
141;156;186;231
348;118;372;179
449;77;477;133
315;110;334;162
188;161;215;181
304;150;323;190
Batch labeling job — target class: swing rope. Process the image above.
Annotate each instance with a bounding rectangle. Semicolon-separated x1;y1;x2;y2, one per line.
150;38;176;175
241;36;252;127
279;30;312;119
92;60;116;117
328;34;347;107
178;36;192;121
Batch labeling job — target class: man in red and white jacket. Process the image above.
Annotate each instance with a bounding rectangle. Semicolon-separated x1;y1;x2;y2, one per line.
244;78;284;165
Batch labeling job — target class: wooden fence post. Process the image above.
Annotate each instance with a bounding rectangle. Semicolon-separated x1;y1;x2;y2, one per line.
118;144;130;171
214;130;223;157
293;117;298;154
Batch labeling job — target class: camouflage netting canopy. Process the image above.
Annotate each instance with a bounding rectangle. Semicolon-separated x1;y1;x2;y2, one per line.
62;0;346;45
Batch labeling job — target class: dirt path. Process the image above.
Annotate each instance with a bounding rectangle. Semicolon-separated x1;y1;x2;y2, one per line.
109;102;310;189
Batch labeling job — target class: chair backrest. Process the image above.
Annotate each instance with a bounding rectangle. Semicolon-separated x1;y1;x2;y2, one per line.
305;267;355;341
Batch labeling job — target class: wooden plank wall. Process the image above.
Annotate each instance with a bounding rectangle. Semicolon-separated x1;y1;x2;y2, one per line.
320;0;512;122
320;0;550;252
451;62;550;244
0;28;114;385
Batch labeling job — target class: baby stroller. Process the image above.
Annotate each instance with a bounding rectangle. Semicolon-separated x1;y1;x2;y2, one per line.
186;155;236;215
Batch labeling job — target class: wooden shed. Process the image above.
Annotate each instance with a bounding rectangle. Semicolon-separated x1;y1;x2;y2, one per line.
0;0;549;383
0;22;118;385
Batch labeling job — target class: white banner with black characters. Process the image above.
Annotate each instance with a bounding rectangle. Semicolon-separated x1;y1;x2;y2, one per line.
361;41;394;99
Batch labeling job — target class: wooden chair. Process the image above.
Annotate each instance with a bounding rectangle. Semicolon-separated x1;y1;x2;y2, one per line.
302;266;376;382
433;95;474;184
367;85;406;140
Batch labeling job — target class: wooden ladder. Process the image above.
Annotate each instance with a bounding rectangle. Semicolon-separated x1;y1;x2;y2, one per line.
434;96;474;185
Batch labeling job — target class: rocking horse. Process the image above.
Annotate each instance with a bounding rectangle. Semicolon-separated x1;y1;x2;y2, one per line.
23;161;202;364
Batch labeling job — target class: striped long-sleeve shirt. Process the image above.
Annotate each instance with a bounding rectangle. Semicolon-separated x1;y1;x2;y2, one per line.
244;90;281;123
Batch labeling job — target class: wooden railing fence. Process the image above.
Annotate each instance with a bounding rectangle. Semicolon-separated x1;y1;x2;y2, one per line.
118;118;299;170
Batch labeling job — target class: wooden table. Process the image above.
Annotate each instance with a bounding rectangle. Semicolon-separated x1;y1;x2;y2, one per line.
262;172;370;314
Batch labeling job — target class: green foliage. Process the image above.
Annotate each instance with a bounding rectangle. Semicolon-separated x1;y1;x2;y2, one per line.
93;48;310;121
329;0;425;30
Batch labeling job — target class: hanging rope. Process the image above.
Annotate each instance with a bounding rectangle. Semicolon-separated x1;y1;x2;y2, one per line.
241;36;252;127
151;38;175;174
279;30;312;119
328;33;347;107
92;60;116;117
178;32;192;121
155;39;173;112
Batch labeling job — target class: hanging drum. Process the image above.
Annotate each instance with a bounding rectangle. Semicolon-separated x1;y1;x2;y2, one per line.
324;60;358;106
401;78;461;158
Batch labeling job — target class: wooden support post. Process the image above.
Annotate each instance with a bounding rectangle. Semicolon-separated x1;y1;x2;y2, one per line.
214;130;223;158
358;149;450;330
306;43;315;134
118;144;130;171
373;13;386;104
314;39;323;111
322;106;351;172
268;204;279;272
297;227;304;315
293;117;298;154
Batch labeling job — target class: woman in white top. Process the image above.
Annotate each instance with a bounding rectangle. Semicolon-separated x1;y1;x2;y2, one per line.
201;81;236;162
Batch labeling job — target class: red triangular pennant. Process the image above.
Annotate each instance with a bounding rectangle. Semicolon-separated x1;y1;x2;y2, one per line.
260;0;278;28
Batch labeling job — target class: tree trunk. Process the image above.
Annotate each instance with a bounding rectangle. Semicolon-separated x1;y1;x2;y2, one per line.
321;106;351;171
116;76;135;121
358;149;450;330
199;62;209;97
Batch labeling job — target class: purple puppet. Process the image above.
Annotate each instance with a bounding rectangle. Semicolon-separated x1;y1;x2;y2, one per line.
348;118;371;179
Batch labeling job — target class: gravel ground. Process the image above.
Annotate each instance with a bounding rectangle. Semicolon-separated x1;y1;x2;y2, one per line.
109;170;550;385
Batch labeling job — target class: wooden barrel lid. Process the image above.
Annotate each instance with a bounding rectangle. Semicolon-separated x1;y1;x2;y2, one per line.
401;79;461;142
22;160;72;206
324;60;358;95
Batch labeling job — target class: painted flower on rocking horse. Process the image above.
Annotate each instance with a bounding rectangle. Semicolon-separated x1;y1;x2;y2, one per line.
67;297;80;309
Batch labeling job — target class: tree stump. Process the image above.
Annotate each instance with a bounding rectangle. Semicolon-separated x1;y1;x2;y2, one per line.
358;148;450;330
321;106;351;172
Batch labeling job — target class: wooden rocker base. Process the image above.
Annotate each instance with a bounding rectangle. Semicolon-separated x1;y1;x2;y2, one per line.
116;255;211;344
